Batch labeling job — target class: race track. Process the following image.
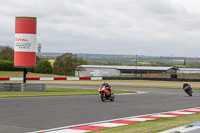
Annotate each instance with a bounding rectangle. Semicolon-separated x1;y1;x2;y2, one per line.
0;85;200;133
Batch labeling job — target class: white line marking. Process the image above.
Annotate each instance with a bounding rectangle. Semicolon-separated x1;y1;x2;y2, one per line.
115;91;148;95
153;115;177;117
125;118;154;121
45;129;89;133
169;111;195;115
91;123;127;127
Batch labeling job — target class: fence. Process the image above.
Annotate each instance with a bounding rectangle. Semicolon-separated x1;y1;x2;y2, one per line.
103;73;200;81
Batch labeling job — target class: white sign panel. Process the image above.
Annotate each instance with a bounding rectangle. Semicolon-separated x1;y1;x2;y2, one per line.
14;34;36;52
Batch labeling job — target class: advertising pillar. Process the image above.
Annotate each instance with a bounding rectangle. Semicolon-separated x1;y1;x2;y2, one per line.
14;17;37;83
14;17;37;68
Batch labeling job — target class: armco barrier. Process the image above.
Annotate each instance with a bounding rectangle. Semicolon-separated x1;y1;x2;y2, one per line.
0;83;3;91
3;83;21;91
0;83;46;92
0;77;103;81
21;83;46;92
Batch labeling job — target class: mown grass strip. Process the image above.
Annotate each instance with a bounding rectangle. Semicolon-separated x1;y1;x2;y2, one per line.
47;83;200;90
0;88;136;98
90;113;200;133
0;71;66;77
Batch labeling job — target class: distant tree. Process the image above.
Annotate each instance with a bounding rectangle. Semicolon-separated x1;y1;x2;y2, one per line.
53;53;87;76
0;46;14;61
34;59;52;74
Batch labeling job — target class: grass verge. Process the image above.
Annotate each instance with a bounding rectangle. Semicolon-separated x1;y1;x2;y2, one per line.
47;83;200;90
0;88;136;98
0;71;65;77
91;113;200;133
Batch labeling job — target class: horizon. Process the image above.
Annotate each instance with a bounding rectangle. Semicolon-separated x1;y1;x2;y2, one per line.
40;52;200;58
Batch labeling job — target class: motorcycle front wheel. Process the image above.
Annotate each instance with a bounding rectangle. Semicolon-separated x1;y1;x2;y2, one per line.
101;93;106;102
186;90;192;97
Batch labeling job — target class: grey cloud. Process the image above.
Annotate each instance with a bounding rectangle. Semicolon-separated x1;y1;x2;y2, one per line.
1;0;200;57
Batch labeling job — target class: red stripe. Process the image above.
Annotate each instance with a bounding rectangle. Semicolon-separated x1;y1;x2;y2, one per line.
138;116;164;119
14;52;36;67
79;77;91;80
161;113;186;116
54;77;67;80
26;77;40;80
181;110;200;113
70;125;107;131
110;120;139;124
0;78;10;81
15;19;37;34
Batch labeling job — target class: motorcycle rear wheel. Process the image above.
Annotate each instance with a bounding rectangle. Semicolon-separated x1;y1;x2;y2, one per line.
110;93;114;101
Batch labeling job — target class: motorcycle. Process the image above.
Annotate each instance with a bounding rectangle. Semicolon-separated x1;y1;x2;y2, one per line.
98;85;114;102
184;85;193;96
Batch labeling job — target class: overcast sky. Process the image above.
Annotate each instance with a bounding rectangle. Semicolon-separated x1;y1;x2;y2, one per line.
1;0;200;57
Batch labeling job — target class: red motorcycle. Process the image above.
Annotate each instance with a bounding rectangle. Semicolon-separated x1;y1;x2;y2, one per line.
98;85;114;102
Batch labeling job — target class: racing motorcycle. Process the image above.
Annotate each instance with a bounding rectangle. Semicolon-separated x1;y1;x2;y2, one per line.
98;85;114;102
184;85;193;96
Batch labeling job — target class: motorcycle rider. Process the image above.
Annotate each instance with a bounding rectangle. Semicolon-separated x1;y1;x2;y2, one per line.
183;82;192;92
102;81;112;94
183;82;189;90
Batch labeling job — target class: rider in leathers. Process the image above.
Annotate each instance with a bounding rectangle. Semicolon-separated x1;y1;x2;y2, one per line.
183;82;189;90
183;82;192;92
102;81;111;95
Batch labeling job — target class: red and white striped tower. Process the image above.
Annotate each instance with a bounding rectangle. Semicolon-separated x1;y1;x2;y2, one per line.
14;17;37;68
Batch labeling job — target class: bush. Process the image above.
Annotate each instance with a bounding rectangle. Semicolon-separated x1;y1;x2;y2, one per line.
53;53;87;76
0;60;15;71
34;59;52;74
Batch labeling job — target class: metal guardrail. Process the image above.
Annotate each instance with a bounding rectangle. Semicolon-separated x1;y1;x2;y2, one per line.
21;83;46;92
0;83;46;92
0;83;3;91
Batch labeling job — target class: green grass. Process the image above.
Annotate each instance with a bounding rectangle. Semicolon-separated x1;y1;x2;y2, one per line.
47;83;200;90
0;71;66;77
0;88;136;98
91;113;200;133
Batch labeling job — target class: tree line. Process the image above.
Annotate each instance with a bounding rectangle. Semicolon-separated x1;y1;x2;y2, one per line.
0;46;87;76
1;45;200;76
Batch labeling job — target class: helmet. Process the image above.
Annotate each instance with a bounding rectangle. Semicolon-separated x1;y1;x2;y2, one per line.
102;81;106;84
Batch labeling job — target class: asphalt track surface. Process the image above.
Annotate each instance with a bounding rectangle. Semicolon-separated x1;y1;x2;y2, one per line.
0;85;200;133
